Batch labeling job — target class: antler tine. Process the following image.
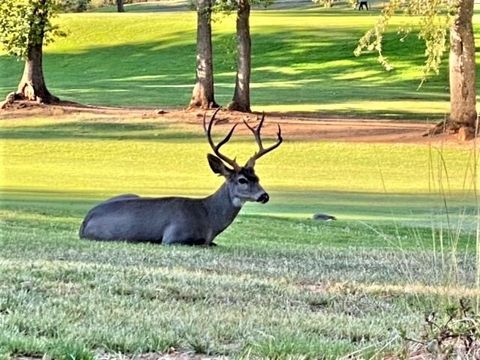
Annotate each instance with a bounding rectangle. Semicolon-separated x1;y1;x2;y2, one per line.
204;108;240;171
244;113;283;168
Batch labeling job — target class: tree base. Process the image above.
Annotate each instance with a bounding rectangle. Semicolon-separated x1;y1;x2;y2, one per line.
17;82;60;104
187;100;219;111
227;101;251;113
0;89;60;109
424;119;477;140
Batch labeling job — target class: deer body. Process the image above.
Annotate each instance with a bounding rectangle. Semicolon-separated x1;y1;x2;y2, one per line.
80;184;244;245
79;110;281;245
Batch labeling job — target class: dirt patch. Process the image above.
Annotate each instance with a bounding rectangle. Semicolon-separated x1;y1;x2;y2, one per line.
0;102;475;146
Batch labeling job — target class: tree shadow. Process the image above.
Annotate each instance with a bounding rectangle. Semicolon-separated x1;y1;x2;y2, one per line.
0;18;462;119
0;121;204;141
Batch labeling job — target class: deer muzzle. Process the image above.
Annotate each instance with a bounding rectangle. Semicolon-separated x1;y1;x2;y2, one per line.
256;193;269;204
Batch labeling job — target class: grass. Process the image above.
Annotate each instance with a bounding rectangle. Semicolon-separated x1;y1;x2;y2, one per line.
0;115;478;358
3;7;480;118
1;3;479;358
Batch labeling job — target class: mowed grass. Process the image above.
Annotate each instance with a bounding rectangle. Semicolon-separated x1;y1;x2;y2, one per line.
3;8;480;118
0;115;478;359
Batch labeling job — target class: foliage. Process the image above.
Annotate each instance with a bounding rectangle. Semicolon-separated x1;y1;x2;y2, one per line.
90;0;144;6
0;0;65;60
213;0;274;14
354;0;456;81
59;0;91;12
403;299;480;357
312;0;356;9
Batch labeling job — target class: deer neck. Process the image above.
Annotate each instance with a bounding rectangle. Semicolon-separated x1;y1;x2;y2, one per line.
204;182;242;236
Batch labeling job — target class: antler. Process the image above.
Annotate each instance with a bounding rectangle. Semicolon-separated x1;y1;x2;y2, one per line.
203;108;241;171
244;113;283;168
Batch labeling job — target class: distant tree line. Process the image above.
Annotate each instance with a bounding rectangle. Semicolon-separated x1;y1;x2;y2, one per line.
0;0;477;138
58;0;146;13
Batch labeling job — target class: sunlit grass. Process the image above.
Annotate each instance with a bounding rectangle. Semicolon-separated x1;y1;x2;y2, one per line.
0;116;478;358
1;116;475;193
1;115;476;223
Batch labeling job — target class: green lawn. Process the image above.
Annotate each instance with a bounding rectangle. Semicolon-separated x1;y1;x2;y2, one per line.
1;3;479;358
2;8;478;118
0;115;478;359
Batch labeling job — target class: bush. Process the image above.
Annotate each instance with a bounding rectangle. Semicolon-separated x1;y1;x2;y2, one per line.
89;0;148;6
59;0;91;12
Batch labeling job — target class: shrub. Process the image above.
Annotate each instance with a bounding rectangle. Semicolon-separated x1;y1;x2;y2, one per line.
59;0;91;12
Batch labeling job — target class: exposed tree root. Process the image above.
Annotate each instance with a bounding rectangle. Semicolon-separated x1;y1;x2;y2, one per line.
0;89;60;110
17;82;60;104
423;119;477;140
0;92;18;110
226;101;251;113
187;100;219;111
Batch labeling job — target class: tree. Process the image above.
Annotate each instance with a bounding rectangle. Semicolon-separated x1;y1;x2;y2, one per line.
227;0;252;112
355;0;477;137
448;0;476;133
116;0;124;12
189;0;218;109
221;0;272;112
0;0;63;105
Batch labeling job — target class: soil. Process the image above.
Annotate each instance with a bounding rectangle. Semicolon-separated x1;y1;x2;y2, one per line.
0;101;476;146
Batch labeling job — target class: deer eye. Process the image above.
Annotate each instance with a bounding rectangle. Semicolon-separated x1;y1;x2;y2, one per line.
238;178;248;185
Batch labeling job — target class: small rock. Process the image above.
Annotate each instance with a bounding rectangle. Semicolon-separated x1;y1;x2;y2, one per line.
313;213;337;221
157;109;168;115
457;126;475;141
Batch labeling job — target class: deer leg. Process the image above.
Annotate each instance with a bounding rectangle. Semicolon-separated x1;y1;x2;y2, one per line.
162;226;207;246
164;238;207;246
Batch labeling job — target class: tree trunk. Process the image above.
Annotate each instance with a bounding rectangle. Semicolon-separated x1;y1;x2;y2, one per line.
448;0;477;131
16;0;58;104
189;0;217;109
228;0;251;113
116;0;125;12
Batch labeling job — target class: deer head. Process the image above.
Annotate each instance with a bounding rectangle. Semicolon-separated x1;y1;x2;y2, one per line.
204;109;282;207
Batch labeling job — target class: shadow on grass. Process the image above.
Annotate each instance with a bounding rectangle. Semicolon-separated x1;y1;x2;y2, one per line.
0;188;476;258
1;187;476;226
0;20;456;118
93;3;192;12
0;121;203;141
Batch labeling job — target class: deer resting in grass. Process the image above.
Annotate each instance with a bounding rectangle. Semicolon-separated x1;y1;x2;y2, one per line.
79;110;282;245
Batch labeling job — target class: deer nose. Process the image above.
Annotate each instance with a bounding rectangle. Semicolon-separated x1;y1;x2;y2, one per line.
257;193;269;204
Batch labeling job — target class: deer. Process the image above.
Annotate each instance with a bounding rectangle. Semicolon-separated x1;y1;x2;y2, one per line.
79;109;282;246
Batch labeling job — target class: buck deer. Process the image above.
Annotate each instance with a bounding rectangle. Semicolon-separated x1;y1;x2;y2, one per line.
79;110;282;245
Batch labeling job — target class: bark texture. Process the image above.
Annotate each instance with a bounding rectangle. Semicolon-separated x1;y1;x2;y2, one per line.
116;0;125;12
16;0;59;104
17;43;59;104
228;0;251;113
449;0;477;130
189;0;217;109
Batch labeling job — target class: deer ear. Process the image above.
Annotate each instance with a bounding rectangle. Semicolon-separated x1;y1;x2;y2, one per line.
207;154;233;177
